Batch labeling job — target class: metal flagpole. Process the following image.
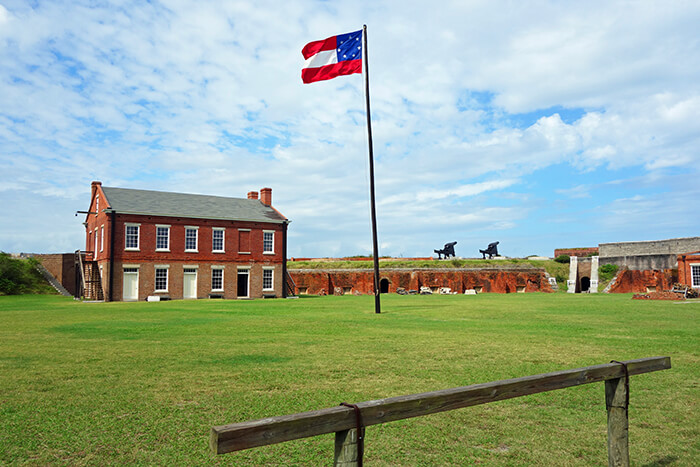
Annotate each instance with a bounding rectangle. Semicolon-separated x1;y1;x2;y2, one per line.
362;24;381;314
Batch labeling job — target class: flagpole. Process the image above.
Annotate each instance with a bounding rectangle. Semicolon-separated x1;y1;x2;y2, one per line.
362;24;381;314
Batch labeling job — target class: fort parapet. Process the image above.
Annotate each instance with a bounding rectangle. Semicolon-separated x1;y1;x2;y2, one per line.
599;237;700;270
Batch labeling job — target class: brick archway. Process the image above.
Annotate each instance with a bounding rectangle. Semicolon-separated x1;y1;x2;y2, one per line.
380;278;390;294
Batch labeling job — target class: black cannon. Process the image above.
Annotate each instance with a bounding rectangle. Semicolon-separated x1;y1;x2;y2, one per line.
434;241;457;259
479;241;499;259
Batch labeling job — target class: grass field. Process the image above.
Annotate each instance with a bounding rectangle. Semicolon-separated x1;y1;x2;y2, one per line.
0;293;698;465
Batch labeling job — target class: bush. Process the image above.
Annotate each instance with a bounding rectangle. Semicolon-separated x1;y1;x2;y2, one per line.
598;264;619;282
0;253;51;295
554;255;570;264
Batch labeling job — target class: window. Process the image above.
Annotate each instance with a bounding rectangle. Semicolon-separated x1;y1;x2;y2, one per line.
185;227;198;252
95;195;99;216
212;228;225;252
94;228;98;255
263;231;274;254
155;267;168;292
692;264;700;288
156;225;170;251
238;229;250;253
100;226;104;252
125;224;140;250
211;268;224;291
263;268;274;291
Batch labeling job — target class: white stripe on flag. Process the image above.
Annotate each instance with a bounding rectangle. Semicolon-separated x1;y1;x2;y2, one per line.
303;49;337;69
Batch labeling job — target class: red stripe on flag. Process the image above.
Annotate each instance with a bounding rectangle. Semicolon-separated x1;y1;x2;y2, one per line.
302;36;337;60
301;59;362;84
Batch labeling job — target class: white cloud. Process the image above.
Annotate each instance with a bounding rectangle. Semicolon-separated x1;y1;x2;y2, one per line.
0;4;8;24
0;0;699;256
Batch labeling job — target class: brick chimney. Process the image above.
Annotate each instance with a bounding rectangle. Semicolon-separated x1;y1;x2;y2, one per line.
260;187;272;206
91;181;102;199
247;191;259;200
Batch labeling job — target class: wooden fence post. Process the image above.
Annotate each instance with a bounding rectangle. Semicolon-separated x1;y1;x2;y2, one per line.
605;376;629;467
334;428;364;466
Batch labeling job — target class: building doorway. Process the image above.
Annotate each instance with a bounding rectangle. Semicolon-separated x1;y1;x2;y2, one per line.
123;267;139;301
237;269;249;298
183;268;197;299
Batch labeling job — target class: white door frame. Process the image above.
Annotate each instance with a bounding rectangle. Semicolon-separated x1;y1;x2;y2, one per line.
183;268;198;299
122;266;139;301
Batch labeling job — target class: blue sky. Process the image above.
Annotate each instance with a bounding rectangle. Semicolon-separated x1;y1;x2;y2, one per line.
1;0;699;258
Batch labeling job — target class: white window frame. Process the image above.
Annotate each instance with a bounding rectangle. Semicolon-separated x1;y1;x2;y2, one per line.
211;266;225;292
263;230;275;255
94;228;98;255
154;265;169;292
155;224;171;252
238;228;251;254
212;228;225;253
185;226;199;252
100;225;104;252
125;223;140;251
691;263;700;288
262;267;274;291
95;195;99;216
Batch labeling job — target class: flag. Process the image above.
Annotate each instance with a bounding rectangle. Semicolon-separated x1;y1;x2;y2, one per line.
301;30;362;84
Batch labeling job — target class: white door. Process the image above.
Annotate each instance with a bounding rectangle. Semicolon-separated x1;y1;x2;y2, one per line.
123;268;139;301
183;269;197;299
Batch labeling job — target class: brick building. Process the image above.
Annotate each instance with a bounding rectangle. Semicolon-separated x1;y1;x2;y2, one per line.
678;251;700;290
82;181;290;301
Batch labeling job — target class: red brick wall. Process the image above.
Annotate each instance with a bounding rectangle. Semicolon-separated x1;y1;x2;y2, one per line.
110;213;284;263
110;261;283;301
678;252;700;288
290;269;553;295
607;269;676;293
554;247;599;258
36;253;77;296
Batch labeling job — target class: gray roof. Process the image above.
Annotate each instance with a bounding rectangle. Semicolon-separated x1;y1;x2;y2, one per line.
101;187;288;224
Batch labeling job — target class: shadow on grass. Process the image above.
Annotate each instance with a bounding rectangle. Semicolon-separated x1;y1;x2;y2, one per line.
642;456;678;466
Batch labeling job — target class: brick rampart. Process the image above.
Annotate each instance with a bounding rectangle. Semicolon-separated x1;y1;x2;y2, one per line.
289;268;553;295
606;269;676;294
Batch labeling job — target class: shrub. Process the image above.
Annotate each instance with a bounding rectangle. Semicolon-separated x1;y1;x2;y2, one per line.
598;264;619;282
554;255;570;264
0;253;52;295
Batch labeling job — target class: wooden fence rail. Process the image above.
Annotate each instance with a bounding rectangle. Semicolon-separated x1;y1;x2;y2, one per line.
211;356;671;466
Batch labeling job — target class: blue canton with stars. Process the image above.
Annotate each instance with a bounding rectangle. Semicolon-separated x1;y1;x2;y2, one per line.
336;30;362;62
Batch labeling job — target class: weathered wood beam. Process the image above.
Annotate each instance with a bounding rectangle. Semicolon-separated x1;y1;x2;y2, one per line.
211;356;670;455
606;376;630;466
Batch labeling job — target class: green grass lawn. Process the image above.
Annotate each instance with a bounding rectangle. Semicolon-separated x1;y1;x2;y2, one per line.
0;294;697;465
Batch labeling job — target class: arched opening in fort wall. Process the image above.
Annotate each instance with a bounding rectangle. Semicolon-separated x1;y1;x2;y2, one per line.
380;278;390;294
567;256;599;294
